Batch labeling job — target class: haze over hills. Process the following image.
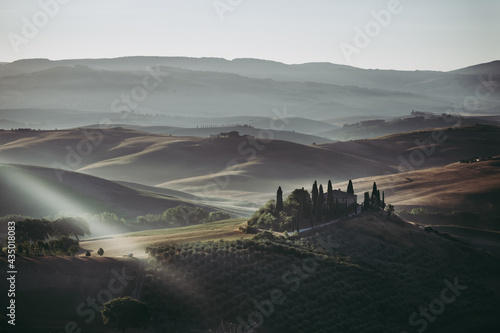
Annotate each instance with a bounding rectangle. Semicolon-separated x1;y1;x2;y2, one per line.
450;60;500;76
2;57;499;92
0;64;449;120
87;123;335;145
321;113;500;140
1;0;500;330
0;57;498;128
0;163;244;219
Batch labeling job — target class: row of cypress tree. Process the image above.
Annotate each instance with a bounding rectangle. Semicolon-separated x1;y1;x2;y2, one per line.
362;182;385;212
275;179;358;230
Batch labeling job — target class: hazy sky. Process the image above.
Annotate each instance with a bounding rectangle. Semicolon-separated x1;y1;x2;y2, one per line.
0;0;498;71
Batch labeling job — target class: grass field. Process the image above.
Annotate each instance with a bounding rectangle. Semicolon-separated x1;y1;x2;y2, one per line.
79;218;251;258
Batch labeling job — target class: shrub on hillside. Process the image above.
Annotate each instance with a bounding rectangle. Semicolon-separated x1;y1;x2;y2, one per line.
101;297;150;333
248;193;306;232
410;207;428;215
49;237;80;256
207;211;231;222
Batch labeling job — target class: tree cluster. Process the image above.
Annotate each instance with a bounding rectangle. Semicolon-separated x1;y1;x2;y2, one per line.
101;297;150;333
5;217;90;257
249;179;358;232
362;182;386;212
247;188;306;232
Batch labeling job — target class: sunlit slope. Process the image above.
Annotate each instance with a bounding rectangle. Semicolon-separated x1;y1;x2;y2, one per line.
0;163;222;218
0;127;156;167
0;128;392;191
1;125;499;200
335;160;500;215
320;125;500;171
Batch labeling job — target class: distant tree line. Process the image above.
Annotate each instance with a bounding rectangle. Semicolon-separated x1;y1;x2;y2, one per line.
136;206;230;228
44;212;128;229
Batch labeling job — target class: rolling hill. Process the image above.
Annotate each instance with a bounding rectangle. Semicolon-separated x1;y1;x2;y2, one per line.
0;163;244;222
335;159;500;216
1;56;499;96
0;64;452;120
2;46;500;333
89;123;335;145
0;57;498;126
0;125;499;204
321;114;500;140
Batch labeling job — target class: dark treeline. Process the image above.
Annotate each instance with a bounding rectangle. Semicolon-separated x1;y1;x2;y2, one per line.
249;179;374;232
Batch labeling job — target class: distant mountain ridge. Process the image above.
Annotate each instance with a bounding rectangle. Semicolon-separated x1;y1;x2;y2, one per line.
0;57;498;122
2;57;499;92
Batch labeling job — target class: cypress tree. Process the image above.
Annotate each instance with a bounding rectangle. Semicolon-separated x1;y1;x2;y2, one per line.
371;182;378;201
276;186;283;211
317;184;324;223
326;180;333;221
347;180;354;195
382;191;386;209
364;191;370;211
311;181;318;215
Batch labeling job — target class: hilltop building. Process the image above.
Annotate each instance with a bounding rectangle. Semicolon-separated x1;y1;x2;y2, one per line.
325;189;357;206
